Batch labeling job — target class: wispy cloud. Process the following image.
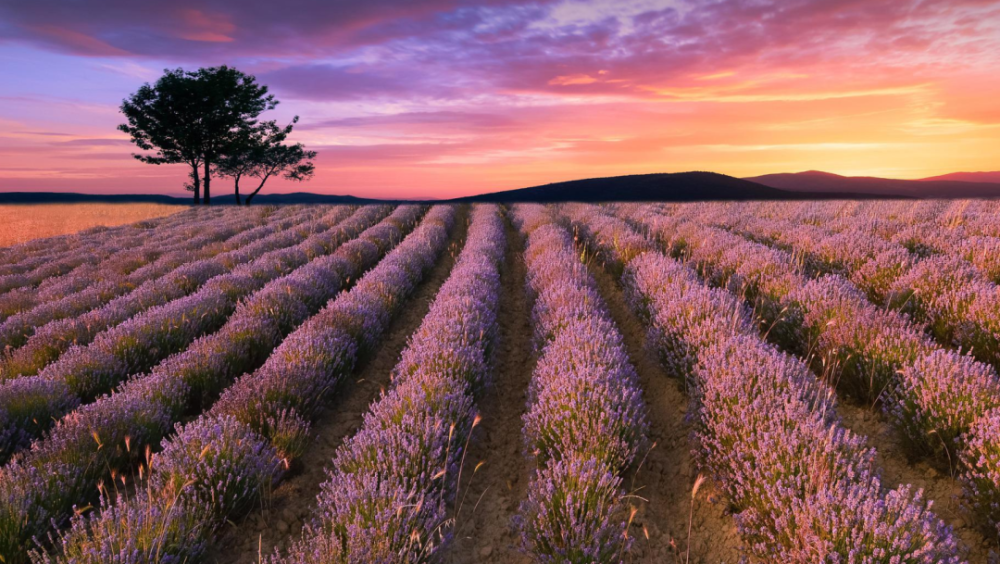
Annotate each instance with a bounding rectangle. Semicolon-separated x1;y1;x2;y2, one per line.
0;0;998;197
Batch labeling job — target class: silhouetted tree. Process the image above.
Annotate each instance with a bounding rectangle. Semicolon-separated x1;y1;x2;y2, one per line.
217;117;317;205
119;66;276;205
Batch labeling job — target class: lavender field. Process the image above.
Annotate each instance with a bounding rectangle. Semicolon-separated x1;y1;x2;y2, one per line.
2;200;1000;563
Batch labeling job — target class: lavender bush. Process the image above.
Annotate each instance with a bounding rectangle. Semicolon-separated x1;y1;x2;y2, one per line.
36;206;457;564
511;204;648;562
150;415;284;526
276;205;497;563
569;204;963;563
0;206;375;462
0;206;416;561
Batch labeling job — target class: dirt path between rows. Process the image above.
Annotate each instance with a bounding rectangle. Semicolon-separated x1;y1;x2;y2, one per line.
619;209;989;562
444;213;534;564
836;401;992;563
207;204;470;563
586;256;745;564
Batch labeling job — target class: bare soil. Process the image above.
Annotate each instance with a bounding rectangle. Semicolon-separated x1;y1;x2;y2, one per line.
837;401;994;564
444;214;535;564
629;213;991;562
201;203;991;564
587;257;746;564
207;205;470;563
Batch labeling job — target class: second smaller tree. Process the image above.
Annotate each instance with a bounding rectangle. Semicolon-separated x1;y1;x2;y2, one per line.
218;116;317;205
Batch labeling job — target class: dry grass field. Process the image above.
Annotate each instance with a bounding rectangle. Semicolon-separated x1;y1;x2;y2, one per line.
0;203;184;247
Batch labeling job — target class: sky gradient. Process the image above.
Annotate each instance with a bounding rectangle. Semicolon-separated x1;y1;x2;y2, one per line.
1;0;999;199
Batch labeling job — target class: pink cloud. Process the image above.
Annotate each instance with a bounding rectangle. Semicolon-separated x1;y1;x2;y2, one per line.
176;9;236;42
1;0;999;198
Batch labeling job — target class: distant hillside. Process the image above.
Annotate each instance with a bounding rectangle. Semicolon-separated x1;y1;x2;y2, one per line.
746;171;1000;198
0;192;373;205
243;192;376;205
19;170;998;205
0;192;189;205
919;171;1000;184
452;172;874;203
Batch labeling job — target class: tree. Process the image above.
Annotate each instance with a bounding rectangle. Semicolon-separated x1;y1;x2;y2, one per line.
119;66;276;205
217;116;317;205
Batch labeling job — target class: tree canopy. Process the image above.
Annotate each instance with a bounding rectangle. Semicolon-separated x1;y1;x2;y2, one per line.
216;117;316;205
119;66;277;204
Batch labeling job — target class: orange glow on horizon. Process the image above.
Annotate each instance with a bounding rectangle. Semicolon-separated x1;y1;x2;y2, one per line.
1;0;998;199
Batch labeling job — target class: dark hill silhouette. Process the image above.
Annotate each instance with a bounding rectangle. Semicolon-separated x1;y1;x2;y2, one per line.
0;191;374;205
919;171;1000;184
0;192;189;205
746;170;1000;198
19;170;996;205
243;192;375;204
452;172;877;202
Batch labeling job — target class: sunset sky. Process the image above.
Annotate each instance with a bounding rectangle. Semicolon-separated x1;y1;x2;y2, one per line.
1;0;998;199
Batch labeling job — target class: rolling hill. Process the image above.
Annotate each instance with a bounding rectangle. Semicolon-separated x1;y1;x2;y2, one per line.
919;171;1000;183
11;170;1000;205
453;171;876;202
746;170;1000;198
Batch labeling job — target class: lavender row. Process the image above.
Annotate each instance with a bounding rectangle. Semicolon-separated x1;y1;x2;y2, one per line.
0;206;301;283
614;203;1000;548
0;206;339;380
0;206;285;348
612;206;936;425
700;203;1000;366
565;204;963;562
29;206;456;564
626;204;973;401
0;207;319;378
624;206;996;457
0;229;158;298
0;205;421;563
719;200;1000;264
0;206;369;464
275;204;504;562
510;204;649;562
782;200;1000;283
0;208;205;276
0;206;293;323
0;205;239;274
0;207;221;296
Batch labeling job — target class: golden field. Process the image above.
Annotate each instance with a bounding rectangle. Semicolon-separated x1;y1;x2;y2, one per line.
0;203;184;247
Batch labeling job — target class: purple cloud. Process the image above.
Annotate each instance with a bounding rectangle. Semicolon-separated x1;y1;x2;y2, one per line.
300;111;517;130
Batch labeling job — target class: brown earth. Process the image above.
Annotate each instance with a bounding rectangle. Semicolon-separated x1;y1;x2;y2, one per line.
837;401;994;564
587;256;746;564
206;205;470;563
443;213;535;564
617;207;994;563
193;202;994;563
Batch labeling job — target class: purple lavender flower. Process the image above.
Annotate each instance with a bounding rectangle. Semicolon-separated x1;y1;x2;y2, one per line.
889;350;1000;458
31;494;207;564
570;203;963;563
516;455;632;563
151;415;283;527
271;205;497;563
511;204;649;563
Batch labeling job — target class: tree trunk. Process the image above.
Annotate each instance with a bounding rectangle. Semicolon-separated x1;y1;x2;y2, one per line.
244;175;270;205
233;175;242;205
191;163;201;205
203;159;211;206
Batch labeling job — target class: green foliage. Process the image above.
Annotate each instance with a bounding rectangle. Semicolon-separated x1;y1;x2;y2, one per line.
118;66;277;204
216;117;317;205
